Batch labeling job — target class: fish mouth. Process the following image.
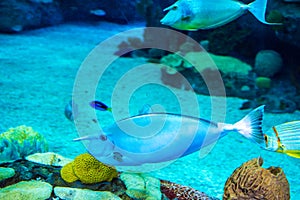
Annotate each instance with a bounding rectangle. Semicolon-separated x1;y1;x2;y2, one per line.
160;17;168;25
160;16;173;25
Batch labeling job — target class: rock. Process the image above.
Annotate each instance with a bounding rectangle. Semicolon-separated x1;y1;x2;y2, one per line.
0;159;128;198
25;152;72;167
0;180;52;200
120;172;162;200
0;0;143;33
0;167;15;181
272;0;300;49
254;50;283;77
60;0;141;24
0;0;63;33
54;187;122;200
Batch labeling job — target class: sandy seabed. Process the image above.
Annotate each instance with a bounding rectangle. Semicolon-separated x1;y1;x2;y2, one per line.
0;21;299;199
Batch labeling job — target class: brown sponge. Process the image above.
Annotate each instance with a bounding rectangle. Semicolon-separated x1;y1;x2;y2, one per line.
223;157;290;200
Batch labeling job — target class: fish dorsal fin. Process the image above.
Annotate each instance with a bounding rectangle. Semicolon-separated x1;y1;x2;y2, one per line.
163;4;176;12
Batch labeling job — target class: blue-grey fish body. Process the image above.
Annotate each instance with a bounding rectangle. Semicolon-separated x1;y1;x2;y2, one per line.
160;0;279;30
64;101;74;121
75;106;266;166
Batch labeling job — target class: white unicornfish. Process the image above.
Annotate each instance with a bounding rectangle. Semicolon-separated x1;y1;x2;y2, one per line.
75;105;271;167
75;104;300;167
160;0;281;30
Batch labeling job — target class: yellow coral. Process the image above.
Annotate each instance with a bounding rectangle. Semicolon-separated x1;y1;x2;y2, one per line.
60;153;118;184
60;162;78;183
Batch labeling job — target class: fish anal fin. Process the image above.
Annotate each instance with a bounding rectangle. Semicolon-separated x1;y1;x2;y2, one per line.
198;142;216;159
276;149;300;159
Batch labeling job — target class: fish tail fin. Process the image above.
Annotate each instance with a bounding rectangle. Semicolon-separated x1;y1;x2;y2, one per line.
231;105;265;146
268;121;300;158
248;0;282;25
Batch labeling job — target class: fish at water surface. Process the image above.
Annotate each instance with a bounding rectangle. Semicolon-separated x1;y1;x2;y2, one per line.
160;0;281;31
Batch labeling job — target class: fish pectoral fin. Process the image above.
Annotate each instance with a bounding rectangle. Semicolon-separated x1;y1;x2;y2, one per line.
181;15;191;21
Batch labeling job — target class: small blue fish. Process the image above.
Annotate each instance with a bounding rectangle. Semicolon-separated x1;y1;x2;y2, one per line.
64;100;78;121
75;106;275;167
90;101;112;112
160;0;281;31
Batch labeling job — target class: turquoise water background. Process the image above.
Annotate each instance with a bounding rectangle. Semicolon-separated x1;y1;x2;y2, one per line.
0;22;299;199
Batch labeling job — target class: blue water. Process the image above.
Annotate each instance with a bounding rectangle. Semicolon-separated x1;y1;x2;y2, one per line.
1;22;299;199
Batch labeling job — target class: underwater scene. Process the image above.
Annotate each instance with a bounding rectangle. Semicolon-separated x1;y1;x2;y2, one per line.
0;0;300;199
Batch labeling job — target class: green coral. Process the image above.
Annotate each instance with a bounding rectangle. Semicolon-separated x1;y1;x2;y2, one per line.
267;10;284;24
255;77;272;89
0;125;48;163
160;52;251;77
266;10;285;31
208;53;251;76
160;53;193;74
60;153;118;184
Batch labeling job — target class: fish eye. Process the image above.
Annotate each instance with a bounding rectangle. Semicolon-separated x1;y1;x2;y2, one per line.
172;6;178;10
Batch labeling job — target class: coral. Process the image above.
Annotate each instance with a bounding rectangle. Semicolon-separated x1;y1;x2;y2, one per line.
223;157;290;200
199;53;251;76
60;162;78;183
255;77;272;89
136;0;159;27
160;52;252;77
160;180;217;200
25;152;72;167
266;10;285;26
120;172;161;200
254;50;283;77
289;65;300;91
160;53;188;74
0;125;48;163
60;153;118;184
207;22;250;55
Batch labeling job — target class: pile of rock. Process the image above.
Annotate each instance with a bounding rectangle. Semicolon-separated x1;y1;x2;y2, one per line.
0;0;141;33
